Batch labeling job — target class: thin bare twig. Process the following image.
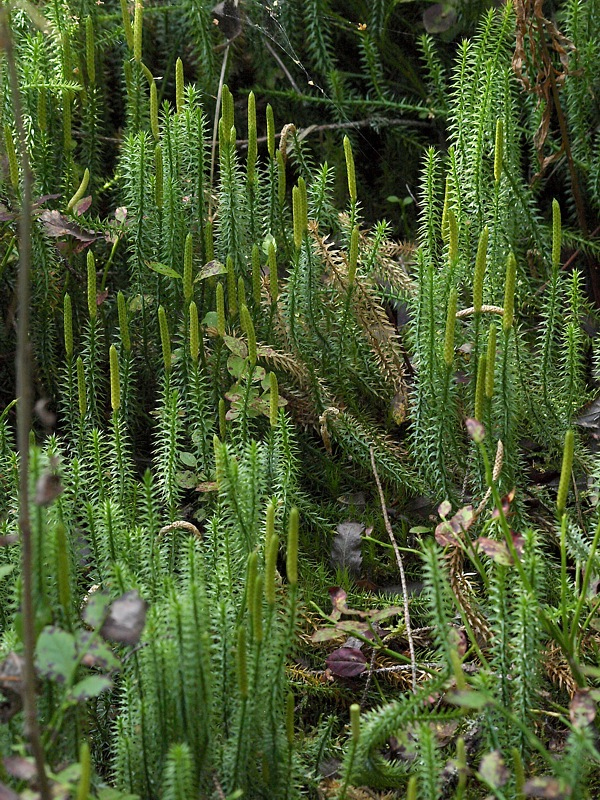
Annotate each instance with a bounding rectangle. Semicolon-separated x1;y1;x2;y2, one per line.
235;115;432;149
264;37;301;94
360;647;377;707
209;44;230;220
0;7;51;798
369;446;417;692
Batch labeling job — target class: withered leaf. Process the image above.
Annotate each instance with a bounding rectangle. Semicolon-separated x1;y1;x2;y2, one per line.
3;756;37;782
491;489;516;519
311;627;346;644
100;591;148;645
326;647;367;678
74;195;92;216
423;3;457;34
198;260;227;280
0;652;24;721
328;586;351;620
435;505;473;547
438;500;452;518
0;782;20;800
39;210;98;242
34;398;56;428
465;418;485;443
522;777;571;798
569;689;596;728
477;750;509;789
330;522;364;575
34;471;63;506
475;537;512;566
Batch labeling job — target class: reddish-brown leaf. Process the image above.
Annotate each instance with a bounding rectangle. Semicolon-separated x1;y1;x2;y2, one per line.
326;647;367;678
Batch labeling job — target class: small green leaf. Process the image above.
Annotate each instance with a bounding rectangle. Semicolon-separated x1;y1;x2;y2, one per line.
311;628;346;643
179;452;197;468
35;627;77;684
447;690;490;709
0;564;15;582
82;592;112;629
146;261;182;280
97;787;140;800
176;470;198;489
223;336;248;358
69;675;112;702
262;233;276;256
202;311;218;327
76;630;120;671
227;354;247;378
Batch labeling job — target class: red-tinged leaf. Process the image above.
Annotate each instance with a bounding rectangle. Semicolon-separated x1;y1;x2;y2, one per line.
100;591;148;645
0;781;20;800
0;535;18;547
224;388;242;403
475;537;512;566
34;471;63;506
477;750;509;789
431;719;459;745
326;647;367;678
511;531;525;557
0;205;16;222
3;755;36;782
438;500;452;518
311;628;346;643
448;627;467;657
329;586;351;618
465;418;485;443
491;488;516;518
32;193;61;208
450;505;475;533
522;777;571;798
97;289;109;307
39;210;98;242
570;689;596;727
74;195;92;215
435;519;461;547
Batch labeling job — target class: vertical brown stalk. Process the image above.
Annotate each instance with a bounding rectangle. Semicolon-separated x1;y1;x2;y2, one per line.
0;8;51;798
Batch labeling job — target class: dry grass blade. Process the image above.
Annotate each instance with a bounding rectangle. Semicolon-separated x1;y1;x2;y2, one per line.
369;446;417;692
